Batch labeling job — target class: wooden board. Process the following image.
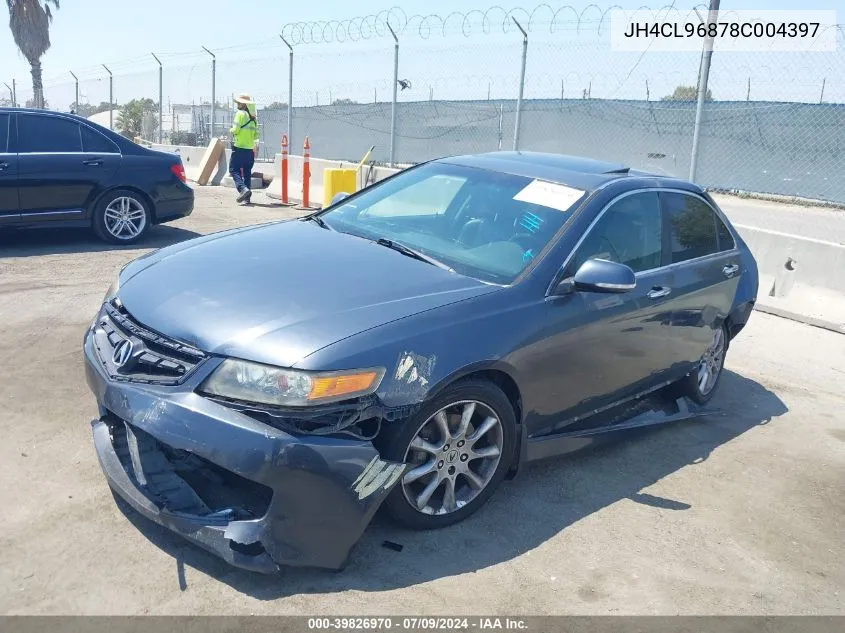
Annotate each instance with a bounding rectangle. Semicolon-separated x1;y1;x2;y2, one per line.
196;138;224;186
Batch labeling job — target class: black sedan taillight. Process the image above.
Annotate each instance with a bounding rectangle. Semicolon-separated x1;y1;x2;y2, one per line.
170;163;186;183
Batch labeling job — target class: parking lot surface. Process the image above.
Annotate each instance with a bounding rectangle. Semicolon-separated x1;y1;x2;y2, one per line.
1;187;843;615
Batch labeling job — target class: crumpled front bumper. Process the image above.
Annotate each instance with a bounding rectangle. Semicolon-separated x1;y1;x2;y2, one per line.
84;328;406;573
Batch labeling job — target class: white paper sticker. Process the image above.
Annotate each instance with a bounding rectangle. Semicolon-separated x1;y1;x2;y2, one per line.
513;179;585;212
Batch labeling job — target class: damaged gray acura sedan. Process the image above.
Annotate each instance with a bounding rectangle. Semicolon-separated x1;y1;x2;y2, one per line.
84;152;759;573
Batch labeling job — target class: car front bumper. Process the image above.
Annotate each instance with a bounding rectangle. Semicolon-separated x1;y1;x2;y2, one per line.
83;326;406;573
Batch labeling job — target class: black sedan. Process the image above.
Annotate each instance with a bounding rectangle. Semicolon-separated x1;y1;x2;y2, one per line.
84;152;758;572
0;108;193;244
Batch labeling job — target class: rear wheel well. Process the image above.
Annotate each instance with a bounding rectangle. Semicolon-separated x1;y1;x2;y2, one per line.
91;187;156;223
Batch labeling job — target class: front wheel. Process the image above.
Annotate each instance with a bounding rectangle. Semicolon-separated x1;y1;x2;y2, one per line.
92;190;151;245
675;324;729;405
379;379;517;530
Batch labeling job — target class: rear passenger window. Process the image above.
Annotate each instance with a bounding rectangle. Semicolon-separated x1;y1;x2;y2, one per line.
662;192;719;264
0;114;8;152
81;125;118;153
18;114;82;153
569;191;663;274
715;214;735;251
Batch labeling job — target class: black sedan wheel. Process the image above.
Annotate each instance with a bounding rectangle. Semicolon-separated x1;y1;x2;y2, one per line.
93;190;151;245
380;380;516;529
677;324;729;405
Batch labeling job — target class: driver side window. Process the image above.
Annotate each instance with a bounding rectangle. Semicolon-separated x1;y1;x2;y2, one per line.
567;191;663;276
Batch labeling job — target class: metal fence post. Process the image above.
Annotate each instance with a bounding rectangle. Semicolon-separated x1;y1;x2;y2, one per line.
387;23;399;167
102;65;113;129
69;71;78;112
280;36;293;155
688;0;720;182
202;46;216;141
151;53;163;143
11;79;15;107
512;17;528;151
4;82;13;107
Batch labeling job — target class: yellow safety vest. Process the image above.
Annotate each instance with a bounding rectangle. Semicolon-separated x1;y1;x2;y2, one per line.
231;105;258;149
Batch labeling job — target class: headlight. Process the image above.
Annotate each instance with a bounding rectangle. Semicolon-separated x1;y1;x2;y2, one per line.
201;359;385;407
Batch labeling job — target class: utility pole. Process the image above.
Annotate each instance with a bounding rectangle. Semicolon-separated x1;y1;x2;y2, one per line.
202;46;216;141
688;0;720;182
512;17;528;151
280;36;293;152
152;53;163;143
102;65;113;129
387;22;399;167
70;71;78;112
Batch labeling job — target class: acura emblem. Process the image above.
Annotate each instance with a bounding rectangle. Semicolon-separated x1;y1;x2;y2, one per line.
113;339;134;368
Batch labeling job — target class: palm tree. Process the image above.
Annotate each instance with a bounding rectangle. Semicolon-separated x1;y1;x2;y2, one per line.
6;0;60;109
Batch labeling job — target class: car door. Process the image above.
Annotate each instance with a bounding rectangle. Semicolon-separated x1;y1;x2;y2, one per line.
16;113;118;223
532;190;677;435
0;112;19;223
659;190;741;367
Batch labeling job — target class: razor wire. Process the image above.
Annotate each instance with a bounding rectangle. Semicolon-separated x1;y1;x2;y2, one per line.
277;3;711;43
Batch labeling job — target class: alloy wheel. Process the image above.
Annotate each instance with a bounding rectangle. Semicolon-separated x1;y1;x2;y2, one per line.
698;327;726;396
104;197;147;240
401;400;504;516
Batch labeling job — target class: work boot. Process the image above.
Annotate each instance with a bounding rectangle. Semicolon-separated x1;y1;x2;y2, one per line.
244;189;252;204
236;188;250;204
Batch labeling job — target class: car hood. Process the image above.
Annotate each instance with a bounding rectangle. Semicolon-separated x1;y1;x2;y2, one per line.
117;220;498;367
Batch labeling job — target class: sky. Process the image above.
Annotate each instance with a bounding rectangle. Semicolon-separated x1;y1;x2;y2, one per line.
1;0;842;109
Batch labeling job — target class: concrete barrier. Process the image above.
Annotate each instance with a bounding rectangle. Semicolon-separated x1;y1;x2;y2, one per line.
734;224;845;332
149;143;227;185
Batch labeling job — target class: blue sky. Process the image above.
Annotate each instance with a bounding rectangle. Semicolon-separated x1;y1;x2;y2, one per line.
1;0;842;108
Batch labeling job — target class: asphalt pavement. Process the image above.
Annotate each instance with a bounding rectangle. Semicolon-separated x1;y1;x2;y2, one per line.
0;187;842;615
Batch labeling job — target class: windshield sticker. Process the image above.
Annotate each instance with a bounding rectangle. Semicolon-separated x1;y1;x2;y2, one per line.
513;180;585;212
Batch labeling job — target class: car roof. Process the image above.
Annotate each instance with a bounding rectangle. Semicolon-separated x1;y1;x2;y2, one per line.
1;106;84;118
438;151;703;195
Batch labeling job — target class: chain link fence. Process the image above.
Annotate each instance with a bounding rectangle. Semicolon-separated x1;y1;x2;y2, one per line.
16;3;845;203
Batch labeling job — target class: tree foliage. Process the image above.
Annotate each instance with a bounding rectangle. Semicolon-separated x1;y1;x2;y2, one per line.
662;85;713;102
25;96;49;108
116;98;158;138
331;98;357;105
6;0;60;109
71;101;113;117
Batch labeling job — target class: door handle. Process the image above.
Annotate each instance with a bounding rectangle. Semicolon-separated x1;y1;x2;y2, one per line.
722;263;740;278
83;159;103;166
0;161;7;171
647;286;672;299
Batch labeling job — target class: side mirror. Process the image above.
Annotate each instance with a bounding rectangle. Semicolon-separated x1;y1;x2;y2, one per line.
330;192;351;206
571;259;637;294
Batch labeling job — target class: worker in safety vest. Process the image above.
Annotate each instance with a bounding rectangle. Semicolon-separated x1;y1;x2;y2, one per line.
229;93;259;204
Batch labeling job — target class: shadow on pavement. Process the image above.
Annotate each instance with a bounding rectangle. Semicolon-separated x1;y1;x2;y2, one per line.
116;369;787;599
0;224;202;257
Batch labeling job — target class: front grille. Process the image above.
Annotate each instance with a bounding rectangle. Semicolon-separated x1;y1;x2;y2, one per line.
92;300;207;385
107;416;272;520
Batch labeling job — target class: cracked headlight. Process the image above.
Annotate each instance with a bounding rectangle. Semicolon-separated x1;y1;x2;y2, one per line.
201;359;385;407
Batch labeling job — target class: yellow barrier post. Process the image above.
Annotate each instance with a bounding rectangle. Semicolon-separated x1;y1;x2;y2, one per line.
323;168;358;208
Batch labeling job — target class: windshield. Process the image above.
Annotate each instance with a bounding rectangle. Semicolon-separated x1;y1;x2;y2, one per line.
320;162;587;284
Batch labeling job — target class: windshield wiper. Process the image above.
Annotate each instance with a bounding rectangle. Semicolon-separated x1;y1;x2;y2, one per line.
304;214;332;230
375;238;454;272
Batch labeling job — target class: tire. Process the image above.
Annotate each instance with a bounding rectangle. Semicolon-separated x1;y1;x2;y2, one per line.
674;323;729;405
92;190;151;245
379;379;517;530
